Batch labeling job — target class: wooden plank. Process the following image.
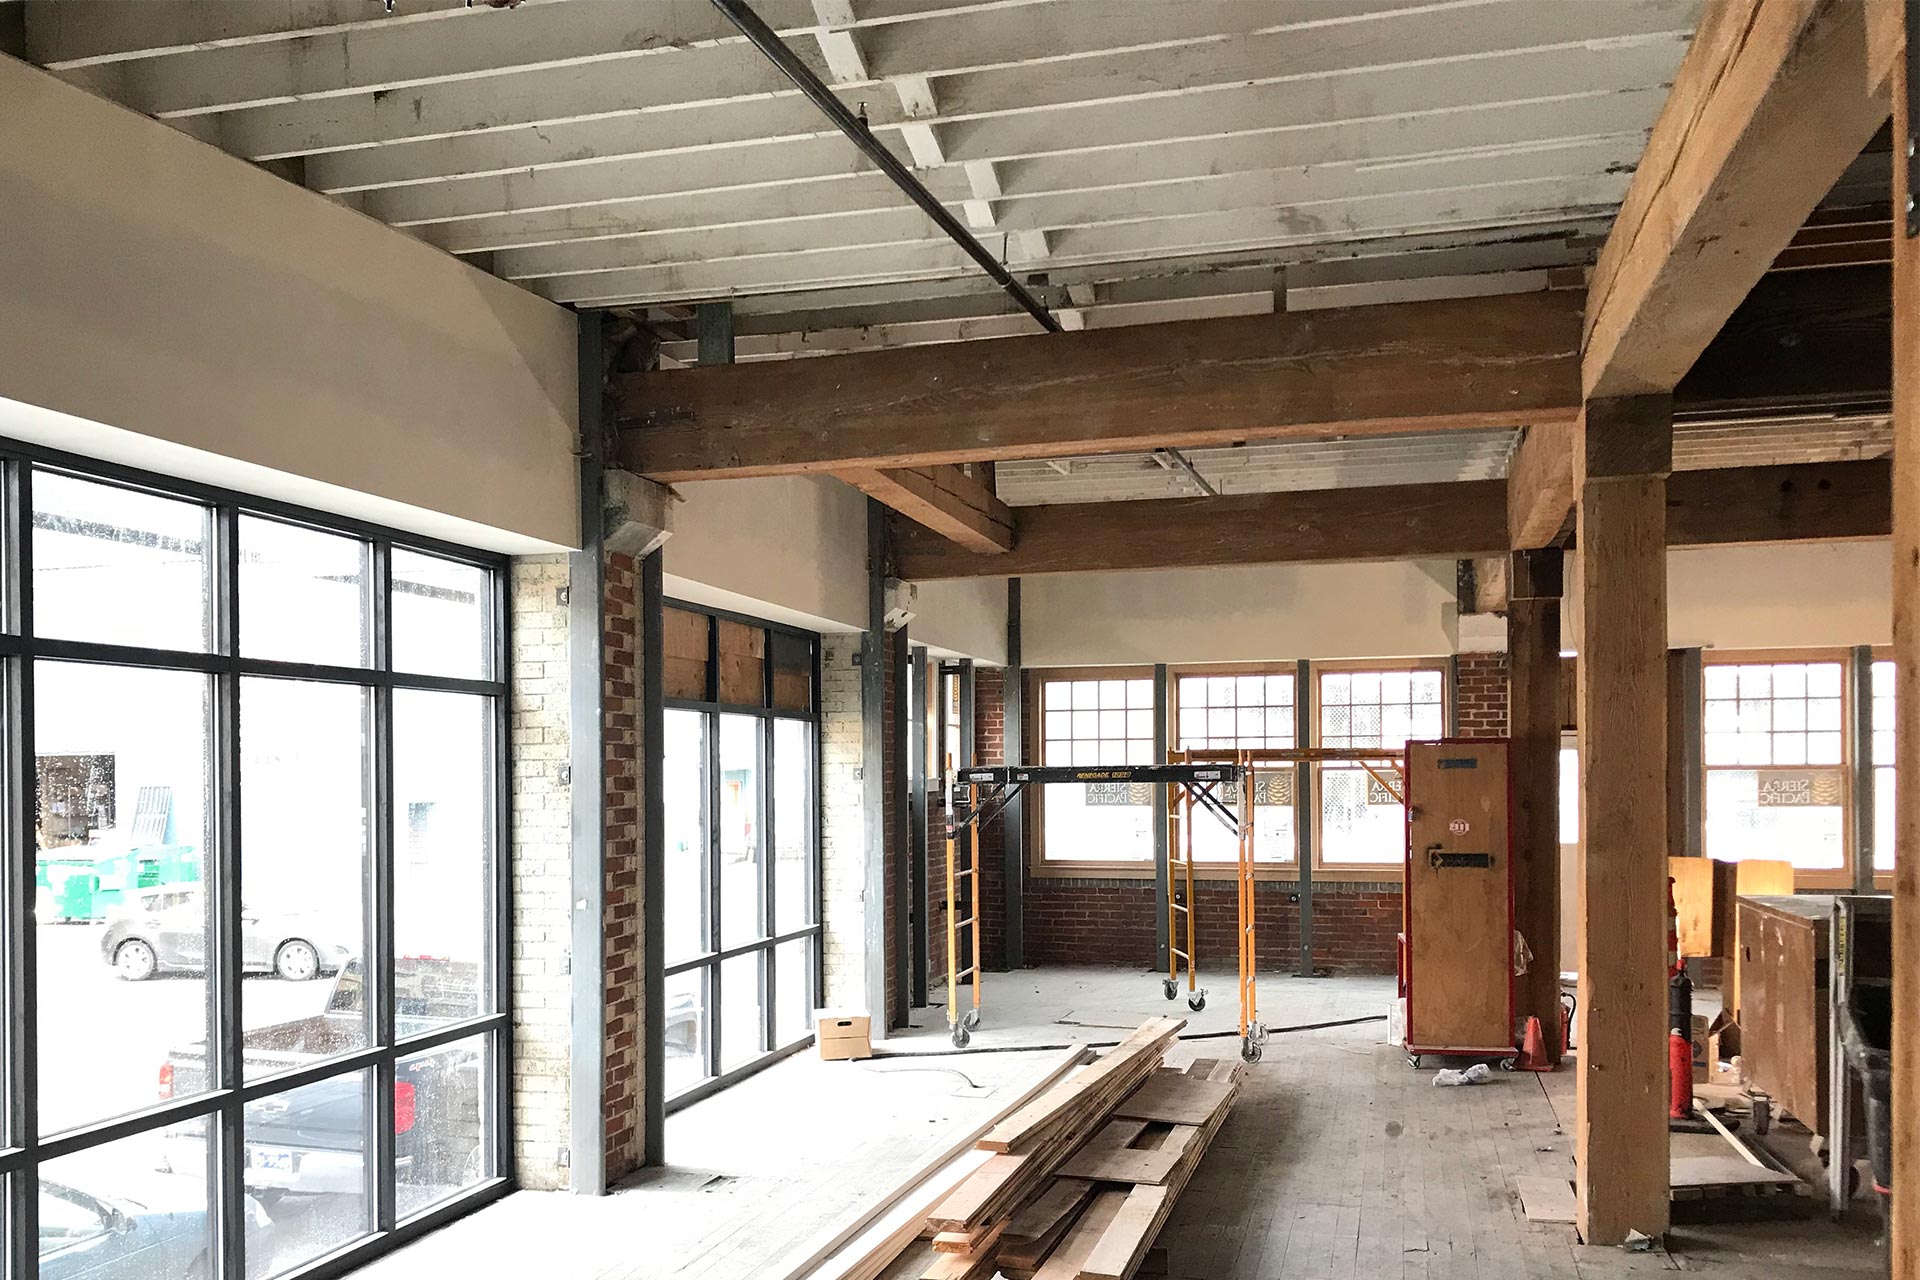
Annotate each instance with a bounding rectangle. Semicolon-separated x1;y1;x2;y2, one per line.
1582;0;1892;399
1057;1126;1199;1185
1665;460;1892;547
616;292;1582;481
895;480;1509;579
980;1018;1183;1154
919;1222;1005;1280
1514;1175;1579;1224
763;1046;1086;1280
1032;1191;1130;1280
1895;39;1919;1267
1001;1178;1095;1253
1509;549;1564;1057
1111;1075;1234;1126
1507;420;1574;549
1572;394;1671;1245
840;465;1014;554
1077;1185;1172;1279
892;460;1892;580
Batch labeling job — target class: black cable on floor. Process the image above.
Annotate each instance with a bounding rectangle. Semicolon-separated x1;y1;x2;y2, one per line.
867;1013;1386;1059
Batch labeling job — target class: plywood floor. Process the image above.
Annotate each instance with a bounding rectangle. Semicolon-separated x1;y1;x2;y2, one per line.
350;968;1884;1280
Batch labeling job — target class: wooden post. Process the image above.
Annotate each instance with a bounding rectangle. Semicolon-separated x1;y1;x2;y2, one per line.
1891;28;1919;1275
1509;548;1563;1062
1572;395;1671;1245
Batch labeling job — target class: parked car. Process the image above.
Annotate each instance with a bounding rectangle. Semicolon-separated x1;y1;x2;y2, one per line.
99;885;354;982
163;957;485;1201
38;1173;272;1279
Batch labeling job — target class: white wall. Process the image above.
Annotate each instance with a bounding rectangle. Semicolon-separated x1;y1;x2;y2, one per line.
1668;541;1890;650
912;577;1009;664
1022;560;1459;668
663;476;868;633
0;55;578;552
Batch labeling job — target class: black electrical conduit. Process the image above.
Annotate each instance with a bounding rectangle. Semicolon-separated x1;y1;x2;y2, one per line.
866;1013;1386;1059
709;0;1062;334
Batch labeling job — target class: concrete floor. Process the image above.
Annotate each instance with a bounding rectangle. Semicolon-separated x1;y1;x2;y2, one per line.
352;966;1884;1280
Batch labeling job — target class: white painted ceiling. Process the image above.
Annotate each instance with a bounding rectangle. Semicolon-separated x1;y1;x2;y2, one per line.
26;0;1699;360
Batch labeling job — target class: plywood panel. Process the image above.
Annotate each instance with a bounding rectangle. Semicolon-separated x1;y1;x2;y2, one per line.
1405;739;1512;1053
1669;857;1719;958
1737;895;1831;1133
664;606;710;701
717;618;766;706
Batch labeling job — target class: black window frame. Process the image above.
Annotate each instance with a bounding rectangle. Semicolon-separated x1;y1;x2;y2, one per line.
0;441;513;1280
659;598;822;1112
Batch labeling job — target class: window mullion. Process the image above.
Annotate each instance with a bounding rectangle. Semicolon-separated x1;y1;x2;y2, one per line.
371;542;398;1236
5;460;38;1280
208;504;249;1280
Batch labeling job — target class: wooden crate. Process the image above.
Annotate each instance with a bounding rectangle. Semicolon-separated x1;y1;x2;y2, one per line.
1736;894;1835;1134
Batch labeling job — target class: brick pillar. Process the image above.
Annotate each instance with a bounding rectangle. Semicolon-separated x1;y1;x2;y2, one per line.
820;635;867;1009
601;551;643;1183
1454;651;1511;739
508;555;572;1189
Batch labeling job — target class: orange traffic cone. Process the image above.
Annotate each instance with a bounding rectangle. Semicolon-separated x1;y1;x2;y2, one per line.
1513;1015;1554;1072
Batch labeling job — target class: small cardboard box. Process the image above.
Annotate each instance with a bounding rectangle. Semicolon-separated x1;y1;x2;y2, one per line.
816;1011;872;1062
1691;1011;1741;1085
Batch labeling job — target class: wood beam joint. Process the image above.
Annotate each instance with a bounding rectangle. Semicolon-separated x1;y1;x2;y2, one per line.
840;464;1013;554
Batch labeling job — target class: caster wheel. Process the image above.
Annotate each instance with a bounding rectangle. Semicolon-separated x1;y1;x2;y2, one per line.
951;1024;971;1049
1187;992;1207;1012
1251;1021;1268;1044
1499;1057;1518;1072
1241;1039;1262;1064
962;1009;981;1032
1162;978;1177;1001
1407;1054;1422;1070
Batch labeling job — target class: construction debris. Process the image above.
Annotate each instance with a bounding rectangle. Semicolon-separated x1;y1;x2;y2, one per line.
795;1016;1246;1280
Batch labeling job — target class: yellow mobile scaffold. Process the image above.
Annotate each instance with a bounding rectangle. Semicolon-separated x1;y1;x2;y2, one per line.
942;761;1258;1059
1163;747;1408;1059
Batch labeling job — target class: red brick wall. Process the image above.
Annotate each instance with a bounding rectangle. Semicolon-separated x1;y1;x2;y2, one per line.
1455;651;1509;739
956;664;1514;976
1023;877;1403;973
601;551;642;1182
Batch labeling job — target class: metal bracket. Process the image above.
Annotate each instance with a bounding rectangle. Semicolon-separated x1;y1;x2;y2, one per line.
1908;1;1920;236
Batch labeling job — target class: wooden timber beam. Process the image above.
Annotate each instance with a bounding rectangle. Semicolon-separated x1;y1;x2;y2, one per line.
892;460;1892;580
1581;0;1892;400
614;291;1583;481
838;464;1013;553
1507;421;1574;548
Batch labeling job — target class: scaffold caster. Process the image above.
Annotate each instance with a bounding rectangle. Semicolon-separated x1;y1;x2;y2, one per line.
962;1009;981;1032
950;1023;971;1049
1187;990;1206;1012
1407;1054;1422;1070
1251;1021;1268;1044
1499;1056;1518;1072
1241;1037;1262;1064
1162;978;1177;1001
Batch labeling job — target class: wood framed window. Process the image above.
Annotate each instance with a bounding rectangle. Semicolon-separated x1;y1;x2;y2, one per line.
1171;666;1298;864
1029;668;1156;871
1700;650;1851;886
1312;660;1448;870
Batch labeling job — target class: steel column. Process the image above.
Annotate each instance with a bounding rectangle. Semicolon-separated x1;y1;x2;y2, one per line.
862;501;889;1035
909;645;930;1007
1152;663;1171;972
1851;643;1878;893
890;624;911;1028
1295;659;1316;978
1003;579;1025;971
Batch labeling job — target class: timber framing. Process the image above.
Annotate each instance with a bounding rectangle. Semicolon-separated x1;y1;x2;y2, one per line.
839;464;1013;553
615;291;1583;481
892;460;1892;580
1581;0;1892;399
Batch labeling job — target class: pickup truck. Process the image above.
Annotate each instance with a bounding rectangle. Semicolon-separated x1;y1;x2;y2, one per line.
161;958;485;1203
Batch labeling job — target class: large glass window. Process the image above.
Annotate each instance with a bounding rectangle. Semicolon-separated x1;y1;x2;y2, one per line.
7;456;507;1280
1173;671;1296;862
1702;659;1846;870
660;604;819;1107
1317;667;1445;866
1036;674;1155;864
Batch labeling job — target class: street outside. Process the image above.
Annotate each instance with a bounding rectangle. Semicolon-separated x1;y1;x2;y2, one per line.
39;923;380;1278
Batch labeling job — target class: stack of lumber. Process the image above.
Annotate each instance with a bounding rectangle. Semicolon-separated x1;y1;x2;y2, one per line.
897;1016;1245;1280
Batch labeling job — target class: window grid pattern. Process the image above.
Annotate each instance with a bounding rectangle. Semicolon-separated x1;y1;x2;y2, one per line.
0;449;511;1280
1317;669;1444;868
1703;662;1845;768
1042;678;1155;767
1175;674;1295;751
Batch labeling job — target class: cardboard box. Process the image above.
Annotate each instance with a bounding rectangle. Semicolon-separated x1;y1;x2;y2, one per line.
1691;1011;1741;1085
816;1011;872;1062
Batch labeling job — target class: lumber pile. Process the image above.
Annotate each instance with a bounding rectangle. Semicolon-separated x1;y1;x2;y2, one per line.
891;1017;1245;1280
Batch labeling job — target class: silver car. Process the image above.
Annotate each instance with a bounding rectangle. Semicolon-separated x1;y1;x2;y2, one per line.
98;885;355;982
